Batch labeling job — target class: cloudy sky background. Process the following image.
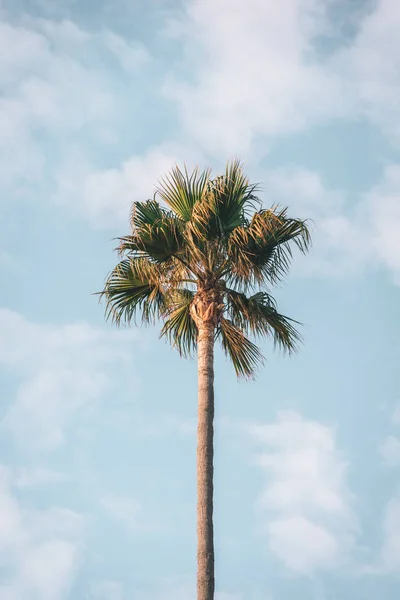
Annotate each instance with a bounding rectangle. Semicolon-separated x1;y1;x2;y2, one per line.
0;0;400;598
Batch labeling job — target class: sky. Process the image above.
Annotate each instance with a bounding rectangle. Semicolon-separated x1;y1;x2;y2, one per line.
0;0;399;598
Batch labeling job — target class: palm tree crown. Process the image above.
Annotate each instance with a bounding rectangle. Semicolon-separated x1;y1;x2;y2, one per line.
100;160;311;377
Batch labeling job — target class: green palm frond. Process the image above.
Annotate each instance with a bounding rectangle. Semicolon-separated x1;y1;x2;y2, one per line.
118;213;185;264
130;200;166;228
188;160;260;241
225;289;302;353
217;317;264;378
227;207;311;286
157;165;211;221
250;207;311;255
101;258;166;325
210;159;260;233
160;289;197;356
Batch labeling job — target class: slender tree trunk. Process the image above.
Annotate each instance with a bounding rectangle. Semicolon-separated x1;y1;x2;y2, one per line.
196;321;215;600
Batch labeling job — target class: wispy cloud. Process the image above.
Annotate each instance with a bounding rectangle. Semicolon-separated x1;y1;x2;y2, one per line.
0;14;149;196
0;467;83;599
255;163;400;285
380;436;400;467
248;411;356;574
56;144;193;227
166;0;400;157
164;0;342;157
0;308;137;451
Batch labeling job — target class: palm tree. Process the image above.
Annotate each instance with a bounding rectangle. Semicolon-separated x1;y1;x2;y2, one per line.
99;160;311;600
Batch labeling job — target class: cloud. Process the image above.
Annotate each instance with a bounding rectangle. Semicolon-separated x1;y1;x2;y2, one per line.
256;162;400;284
248;411;356;574
103;30;149;72
380;494;400;572
379;407;400;467
165;0;342;157
56;145;190;227
364;165;400;284
332;0;400;143
0;14;149;195
0;308;136;452
166;0;400;158
380;435;400;467
0;467;83;600
258;166;368;278
379;402;400;474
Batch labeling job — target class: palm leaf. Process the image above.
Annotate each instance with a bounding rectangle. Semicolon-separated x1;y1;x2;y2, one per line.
100;258;166;325
156;165;211;221
225;289;302;353
118;214;185;264
160;289;197;356
217;317;264;378
210;159;260;233
130;200;166;228
226;208;311;286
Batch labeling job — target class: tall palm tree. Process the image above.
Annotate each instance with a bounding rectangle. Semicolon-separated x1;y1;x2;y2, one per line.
99;160;311;600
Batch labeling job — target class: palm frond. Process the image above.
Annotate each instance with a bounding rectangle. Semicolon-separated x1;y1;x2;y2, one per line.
160;289;197;357
210;159;261;233
187;160;260;242
118;213;185;264
100;258;166;325
130;200;166;228
156;165;211;221
217;317;264;378
225;289;302;353
226;208;311;286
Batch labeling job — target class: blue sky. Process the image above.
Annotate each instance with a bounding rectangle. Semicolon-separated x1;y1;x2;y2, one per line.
0;0;399;598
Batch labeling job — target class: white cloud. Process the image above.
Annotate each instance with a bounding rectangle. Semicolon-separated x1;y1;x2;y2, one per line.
0;308;136;452
54;141;208;227
103;30;150;71
167;0;400;157
258;166;368;278
0;467;82;600
379;404;400;467
332;0;400;143
61;146;185;227
165;0;342;157
380;435;400;467
0;15;148;196
380;494;400;572
249;411;356;574
268;515;340;573
364;165;400;284
256;162;400;284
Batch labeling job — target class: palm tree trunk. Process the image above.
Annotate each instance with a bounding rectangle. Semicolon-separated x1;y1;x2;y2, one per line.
196;321;215;600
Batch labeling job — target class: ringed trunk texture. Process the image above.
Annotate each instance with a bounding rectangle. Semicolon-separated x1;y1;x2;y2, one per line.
196;321;215;600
